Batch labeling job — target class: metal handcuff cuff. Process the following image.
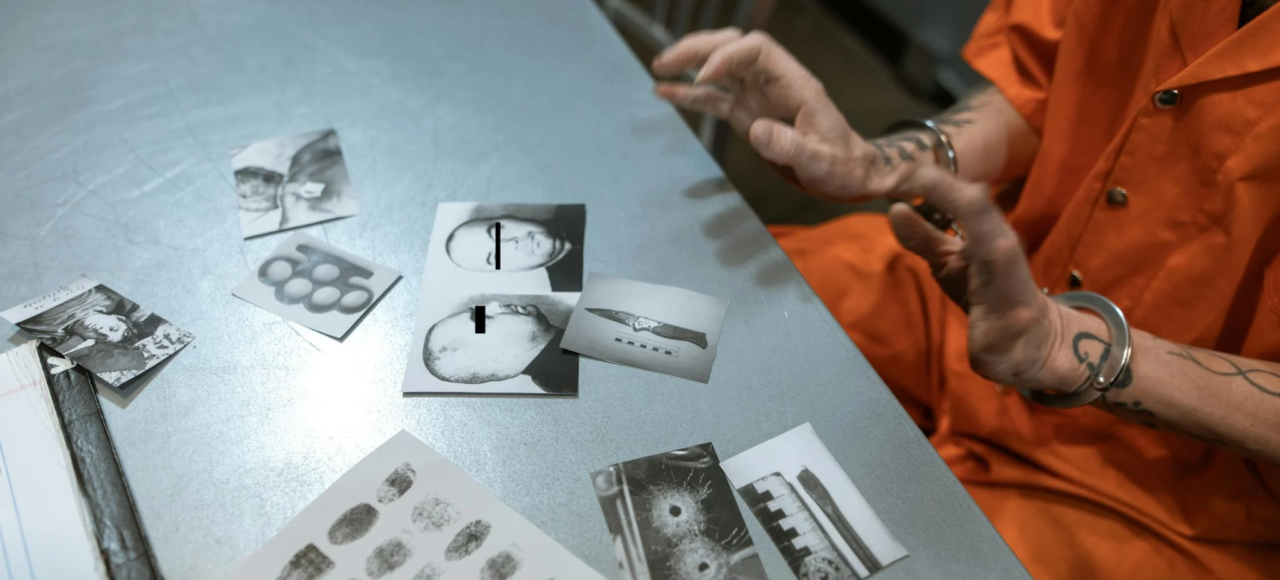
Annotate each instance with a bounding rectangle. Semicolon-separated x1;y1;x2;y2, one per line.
882;119;1134;408
880;118;963;238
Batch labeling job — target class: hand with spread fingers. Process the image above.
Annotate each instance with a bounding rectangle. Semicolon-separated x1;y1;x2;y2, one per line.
651;28;892;200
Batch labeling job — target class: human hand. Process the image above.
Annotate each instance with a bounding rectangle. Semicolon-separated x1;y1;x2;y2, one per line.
651;29;893;199
887;167;1082;391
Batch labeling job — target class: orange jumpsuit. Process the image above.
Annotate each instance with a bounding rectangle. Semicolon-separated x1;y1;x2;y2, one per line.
773;1;1280;578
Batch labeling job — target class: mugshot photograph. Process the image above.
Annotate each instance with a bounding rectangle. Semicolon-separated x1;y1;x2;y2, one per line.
442;203;586;293
406;293;580;396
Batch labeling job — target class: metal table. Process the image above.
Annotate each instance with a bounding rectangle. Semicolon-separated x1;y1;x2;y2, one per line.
0;1;1028;578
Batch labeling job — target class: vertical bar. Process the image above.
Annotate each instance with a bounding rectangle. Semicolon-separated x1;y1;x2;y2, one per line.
494;221;501;270
474;306;486;333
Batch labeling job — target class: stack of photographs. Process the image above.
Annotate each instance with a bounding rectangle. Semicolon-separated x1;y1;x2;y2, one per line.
402;203;586;396
0;276;193;394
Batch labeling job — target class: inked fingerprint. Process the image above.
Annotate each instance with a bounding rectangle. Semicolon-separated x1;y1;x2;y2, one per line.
365;537;413;579
444;520;492;561
376;462;416;504
480;546;522;580
327;503;379;545
412;563;442;580
668;536;730;580
411;495;459;532
276;543;334;580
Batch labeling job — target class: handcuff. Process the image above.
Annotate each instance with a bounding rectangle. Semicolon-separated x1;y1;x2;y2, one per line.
1018;291;1133;408
883;119;1133;408
881;118;963;238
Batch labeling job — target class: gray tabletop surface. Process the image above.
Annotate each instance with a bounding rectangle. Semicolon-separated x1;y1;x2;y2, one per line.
0;0;1028;578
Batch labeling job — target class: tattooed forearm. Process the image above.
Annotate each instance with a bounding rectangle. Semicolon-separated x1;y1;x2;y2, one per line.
1168;347;1280;398
932;83;993;129
1108;400;1157;429
1104;398;1229;447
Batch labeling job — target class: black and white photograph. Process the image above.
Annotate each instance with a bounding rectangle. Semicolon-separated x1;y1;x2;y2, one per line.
0;276;194;390
232;232;401;338
560;274;728;383
720;424;908;580
590;442;766;580
403;293;579;396
425;203;586;294
222;431;605;580
231;128;359;238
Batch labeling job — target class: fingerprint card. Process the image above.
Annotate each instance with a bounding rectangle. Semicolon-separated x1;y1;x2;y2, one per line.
589;442;765;580
233;232;400;338
222;431;605;580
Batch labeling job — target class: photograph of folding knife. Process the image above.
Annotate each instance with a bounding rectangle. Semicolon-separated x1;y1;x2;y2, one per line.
586;308;708;349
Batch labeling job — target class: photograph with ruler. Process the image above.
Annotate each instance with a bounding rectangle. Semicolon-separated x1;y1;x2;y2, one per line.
720;423;908;579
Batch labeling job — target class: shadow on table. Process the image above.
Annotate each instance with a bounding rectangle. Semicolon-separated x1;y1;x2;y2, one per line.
684;177;815;295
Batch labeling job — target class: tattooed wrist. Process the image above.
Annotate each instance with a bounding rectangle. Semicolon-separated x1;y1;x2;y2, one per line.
868;130;934;171
870;83;993;172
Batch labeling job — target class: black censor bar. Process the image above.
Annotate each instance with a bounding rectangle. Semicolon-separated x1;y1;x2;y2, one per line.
494;221;501;270
474;305;485;333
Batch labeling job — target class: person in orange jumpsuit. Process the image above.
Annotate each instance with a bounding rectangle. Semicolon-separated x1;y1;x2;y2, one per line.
652;1;1280;578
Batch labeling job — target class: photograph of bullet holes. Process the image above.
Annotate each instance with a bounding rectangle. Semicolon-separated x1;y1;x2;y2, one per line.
591;442;766;580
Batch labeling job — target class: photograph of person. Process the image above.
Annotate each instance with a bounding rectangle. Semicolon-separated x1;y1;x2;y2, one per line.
232;128;359;238
406;293;578;396
427;203;585;293
1;277;194;388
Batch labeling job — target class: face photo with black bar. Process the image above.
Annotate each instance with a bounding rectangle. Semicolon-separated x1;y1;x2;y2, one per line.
409;293;579;396
433;203;585;293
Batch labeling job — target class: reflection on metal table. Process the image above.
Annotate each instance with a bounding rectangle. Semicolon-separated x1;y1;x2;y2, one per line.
0;0;1029;578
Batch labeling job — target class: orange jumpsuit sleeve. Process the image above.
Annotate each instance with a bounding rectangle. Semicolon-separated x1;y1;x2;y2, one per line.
961;0;1073;135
